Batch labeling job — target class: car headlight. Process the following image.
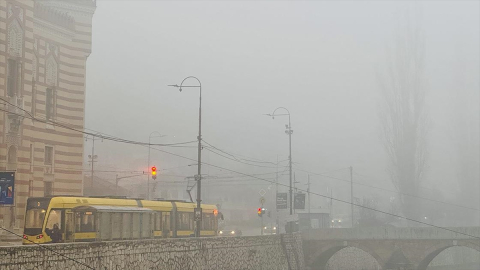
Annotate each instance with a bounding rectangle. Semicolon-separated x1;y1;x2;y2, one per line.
273;227;276;230
219;231;223;234
230;231;235;234
338;220;342;223
264;227;267;229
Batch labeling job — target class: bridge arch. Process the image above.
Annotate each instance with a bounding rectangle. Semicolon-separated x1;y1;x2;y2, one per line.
308;244;383;270
417;242;480;270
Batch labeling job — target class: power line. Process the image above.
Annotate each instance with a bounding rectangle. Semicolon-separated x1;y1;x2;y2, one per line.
2;102;478;238
202;139;287;165
204;147;279;169
0;226;95;270
148;145;480;240
293;167;480;212
0;105;197;148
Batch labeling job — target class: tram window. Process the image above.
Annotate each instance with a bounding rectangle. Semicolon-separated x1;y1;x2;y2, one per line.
75;212;95;232
202;214;214;230
162;214;170;231
177;212;193;230
122;213;131;239
46;209;63;230
155;212;162;231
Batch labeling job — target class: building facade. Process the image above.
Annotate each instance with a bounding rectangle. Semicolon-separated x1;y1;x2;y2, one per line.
0;0;95;235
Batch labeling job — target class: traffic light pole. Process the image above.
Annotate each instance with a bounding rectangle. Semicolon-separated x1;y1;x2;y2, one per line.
147;131;164;200
261;214;264;235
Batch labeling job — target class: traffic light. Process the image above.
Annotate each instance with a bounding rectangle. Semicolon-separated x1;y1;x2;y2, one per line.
151;166;157;180
257;207;266;217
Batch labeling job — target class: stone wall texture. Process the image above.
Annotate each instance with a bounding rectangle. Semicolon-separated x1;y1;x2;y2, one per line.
0;234;304;270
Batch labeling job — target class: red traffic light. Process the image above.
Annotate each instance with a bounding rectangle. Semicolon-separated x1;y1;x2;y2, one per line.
257;208;262;216
151;166;157;175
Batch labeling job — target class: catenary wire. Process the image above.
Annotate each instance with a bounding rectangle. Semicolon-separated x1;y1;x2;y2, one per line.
148;145;480;240
0;226;95;270
2;103;478;239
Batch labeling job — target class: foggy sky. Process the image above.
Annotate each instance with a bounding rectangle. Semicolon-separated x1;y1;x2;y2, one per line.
84;1;479;215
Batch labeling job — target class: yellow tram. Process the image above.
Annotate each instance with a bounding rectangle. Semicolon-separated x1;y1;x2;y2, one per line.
22;196;219;244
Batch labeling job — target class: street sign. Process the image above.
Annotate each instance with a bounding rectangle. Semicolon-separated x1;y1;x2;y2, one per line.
0;172;15;205
276;192;288;209
294;193;306;209
259;189;266;197
260;197;265;205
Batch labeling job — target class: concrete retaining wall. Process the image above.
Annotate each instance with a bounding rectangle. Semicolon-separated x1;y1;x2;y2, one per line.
0;234;304;270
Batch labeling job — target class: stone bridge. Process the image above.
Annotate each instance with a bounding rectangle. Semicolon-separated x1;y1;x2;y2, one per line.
302;227;480;270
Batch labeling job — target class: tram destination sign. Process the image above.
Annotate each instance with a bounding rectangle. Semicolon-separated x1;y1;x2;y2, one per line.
276;193;288;209
0;172;15;205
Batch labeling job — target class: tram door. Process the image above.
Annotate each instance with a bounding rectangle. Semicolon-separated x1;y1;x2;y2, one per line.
65;211;75;242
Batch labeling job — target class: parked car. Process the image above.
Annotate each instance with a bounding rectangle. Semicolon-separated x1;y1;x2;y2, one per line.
218;228;242;236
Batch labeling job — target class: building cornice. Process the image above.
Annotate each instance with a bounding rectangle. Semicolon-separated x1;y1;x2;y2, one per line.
38;1;96;19
34;17;75;41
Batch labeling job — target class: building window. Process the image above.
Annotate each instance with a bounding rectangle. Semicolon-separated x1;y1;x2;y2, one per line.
31;81;36;116
30;143;34;172
44;181;53;196
44;146;53;165
7;59;18;97
7;146;17;164
46;88;55;120
29;180;34;197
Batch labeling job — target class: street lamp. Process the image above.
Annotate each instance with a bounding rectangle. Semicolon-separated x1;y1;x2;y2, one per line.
147;131;165;200
266;107;293;216
169;76;202;238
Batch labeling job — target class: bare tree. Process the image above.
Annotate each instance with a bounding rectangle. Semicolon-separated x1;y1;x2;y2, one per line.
450;47;480;226
377;7;428;222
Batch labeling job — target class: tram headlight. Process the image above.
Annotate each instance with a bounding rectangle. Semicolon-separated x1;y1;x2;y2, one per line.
219;231;223;235
230;231;235;235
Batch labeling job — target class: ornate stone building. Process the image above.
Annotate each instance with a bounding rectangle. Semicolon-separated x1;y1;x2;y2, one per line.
0;0;95;235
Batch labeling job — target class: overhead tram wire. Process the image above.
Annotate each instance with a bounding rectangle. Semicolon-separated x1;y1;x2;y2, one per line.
3;102;477;212
202;139;287;165
293;166;480;212
0;226;96;270
3;102;479;237
0;106;197;148
204;147;280;169
147;145;480;240
7;98;476;212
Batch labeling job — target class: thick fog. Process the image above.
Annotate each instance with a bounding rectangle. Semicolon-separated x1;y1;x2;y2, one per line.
84;1;479;227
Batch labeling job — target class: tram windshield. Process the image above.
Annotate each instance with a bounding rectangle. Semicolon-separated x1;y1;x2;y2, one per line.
24;198;51;235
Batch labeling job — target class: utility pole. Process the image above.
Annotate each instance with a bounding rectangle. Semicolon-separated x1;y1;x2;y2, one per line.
293;172;296;214
307;174;311;229
275;155;279;230
85;134;101;190
350;166;354;228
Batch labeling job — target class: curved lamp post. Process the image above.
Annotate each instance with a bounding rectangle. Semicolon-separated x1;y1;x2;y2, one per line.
168;76;202;238
267;107;293;216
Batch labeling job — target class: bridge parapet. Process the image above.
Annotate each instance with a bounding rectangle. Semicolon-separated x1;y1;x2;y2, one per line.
303;227;480;241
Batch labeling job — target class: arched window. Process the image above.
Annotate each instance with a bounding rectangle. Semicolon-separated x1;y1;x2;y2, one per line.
7;146;17;164
45;56;58;86
7;19;23;57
